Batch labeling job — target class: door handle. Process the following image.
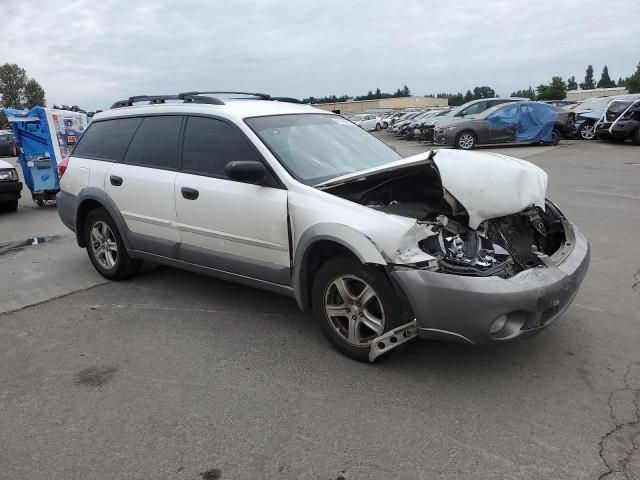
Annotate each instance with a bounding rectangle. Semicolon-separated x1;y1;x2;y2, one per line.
181;187;199;200
110;175;123;186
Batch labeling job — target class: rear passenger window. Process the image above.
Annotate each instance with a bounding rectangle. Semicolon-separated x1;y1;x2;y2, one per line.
123;116;182;169
182;116;260;177
72;118;142;161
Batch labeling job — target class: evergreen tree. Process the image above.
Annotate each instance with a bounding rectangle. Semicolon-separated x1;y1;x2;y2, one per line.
567;76;578;90
580;65;595;89
625;62;640;94
596;65;615;88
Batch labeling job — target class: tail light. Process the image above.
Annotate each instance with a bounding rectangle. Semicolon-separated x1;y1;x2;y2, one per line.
58;156;69;179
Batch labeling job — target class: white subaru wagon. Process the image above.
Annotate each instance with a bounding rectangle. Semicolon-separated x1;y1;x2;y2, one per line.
57;92;590;362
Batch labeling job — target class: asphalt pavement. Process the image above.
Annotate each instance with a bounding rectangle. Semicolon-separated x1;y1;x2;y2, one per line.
1;139;639;479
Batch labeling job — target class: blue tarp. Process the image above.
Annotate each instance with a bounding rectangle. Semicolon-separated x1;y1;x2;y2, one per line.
4;107;61;195
487;102;557;143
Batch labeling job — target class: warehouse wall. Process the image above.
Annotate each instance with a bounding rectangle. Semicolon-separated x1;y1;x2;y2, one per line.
311;96;448;114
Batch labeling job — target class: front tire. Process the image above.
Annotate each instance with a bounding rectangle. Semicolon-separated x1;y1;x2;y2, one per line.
632;128;640;146
311;256;405;362
84;207;142;280
578;122;595;140
455;131;476;150
549;128;561;146
375;123;381;131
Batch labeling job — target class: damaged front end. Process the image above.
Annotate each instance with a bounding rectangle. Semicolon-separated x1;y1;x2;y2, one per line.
418;200;570;279
319;149;589;358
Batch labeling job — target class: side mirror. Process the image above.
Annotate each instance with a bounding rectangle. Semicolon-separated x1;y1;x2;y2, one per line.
225;161;266;184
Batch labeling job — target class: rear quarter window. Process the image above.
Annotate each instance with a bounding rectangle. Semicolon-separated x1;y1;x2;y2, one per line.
72;117;142;161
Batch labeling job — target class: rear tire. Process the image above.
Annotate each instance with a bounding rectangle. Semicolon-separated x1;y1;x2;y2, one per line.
311;256;405;362
84;207;142;280
455;131;476;150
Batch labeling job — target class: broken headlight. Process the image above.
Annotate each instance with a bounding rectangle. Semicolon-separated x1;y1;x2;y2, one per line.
419;215;513;276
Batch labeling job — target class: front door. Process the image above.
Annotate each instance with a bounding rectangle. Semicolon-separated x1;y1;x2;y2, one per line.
174;116;290;284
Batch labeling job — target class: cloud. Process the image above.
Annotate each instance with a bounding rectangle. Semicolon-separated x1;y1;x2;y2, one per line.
6;0;640;109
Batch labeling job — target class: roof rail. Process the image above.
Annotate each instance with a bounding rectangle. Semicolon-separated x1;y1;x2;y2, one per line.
179;91;302;103
179;91;272;100
110;91;302;109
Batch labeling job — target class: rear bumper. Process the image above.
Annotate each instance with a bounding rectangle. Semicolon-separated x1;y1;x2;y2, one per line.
56;190;77;232
0;180;22;202
390;224;590;345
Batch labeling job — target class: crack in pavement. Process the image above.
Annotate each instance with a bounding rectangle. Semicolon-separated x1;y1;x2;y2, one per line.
0;281;109;316
632;269;640;295
598;362;640;479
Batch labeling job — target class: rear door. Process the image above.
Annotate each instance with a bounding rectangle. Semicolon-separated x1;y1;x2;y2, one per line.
174;116;290;284
104;115;183;257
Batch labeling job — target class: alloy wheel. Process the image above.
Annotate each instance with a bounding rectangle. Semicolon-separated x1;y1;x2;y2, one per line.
580;124;595;140
90;220;118;270
323;275;385;346
458;133;475;149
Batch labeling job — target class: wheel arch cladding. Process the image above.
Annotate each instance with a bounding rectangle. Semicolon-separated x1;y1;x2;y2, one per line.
292;224;388;311
75;187;131;249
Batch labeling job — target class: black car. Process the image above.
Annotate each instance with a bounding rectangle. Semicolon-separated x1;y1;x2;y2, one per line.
0;159;21;212
594;99;640;145
0;131;16;156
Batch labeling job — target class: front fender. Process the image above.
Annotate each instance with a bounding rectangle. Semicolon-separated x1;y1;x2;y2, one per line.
292;223;388;310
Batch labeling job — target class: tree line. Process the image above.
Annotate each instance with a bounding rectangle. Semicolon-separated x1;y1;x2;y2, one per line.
511;62;640;101
303;85;411;104
432;86;497;106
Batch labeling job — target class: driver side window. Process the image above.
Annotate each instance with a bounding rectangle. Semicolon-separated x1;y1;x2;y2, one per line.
461;102;485;116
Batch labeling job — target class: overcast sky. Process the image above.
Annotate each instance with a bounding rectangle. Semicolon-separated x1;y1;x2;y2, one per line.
6;0;640;110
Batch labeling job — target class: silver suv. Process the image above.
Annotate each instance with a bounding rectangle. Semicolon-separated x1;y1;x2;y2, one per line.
57;91;590;362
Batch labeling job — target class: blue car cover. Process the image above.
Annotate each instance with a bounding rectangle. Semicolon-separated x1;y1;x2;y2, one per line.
488;102;557;143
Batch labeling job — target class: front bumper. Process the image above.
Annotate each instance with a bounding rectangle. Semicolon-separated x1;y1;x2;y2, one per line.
0;180;22;202
390;224;590;345
433;130;455;146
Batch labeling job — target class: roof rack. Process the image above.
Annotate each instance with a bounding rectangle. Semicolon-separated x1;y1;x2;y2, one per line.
110;91;303;109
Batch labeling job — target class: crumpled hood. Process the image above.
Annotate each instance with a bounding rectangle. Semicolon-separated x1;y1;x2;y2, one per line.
316;149;547;229
432;149;547;228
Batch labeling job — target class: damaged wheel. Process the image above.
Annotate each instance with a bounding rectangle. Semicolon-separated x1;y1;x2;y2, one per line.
84;207;142;280
312;256;405;362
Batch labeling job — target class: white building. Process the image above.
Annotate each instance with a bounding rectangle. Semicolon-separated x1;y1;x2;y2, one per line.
566;87;628;101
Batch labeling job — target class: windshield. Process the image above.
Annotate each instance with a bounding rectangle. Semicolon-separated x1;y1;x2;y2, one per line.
246;114;402;185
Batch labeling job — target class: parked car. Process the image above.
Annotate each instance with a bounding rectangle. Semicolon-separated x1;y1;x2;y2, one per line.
572;95;640;140
350;113;382;131
57;91;590;362
422;98;528;141
0;130;16;156
0;158;21;211
433;101;574;150
594;98;640;144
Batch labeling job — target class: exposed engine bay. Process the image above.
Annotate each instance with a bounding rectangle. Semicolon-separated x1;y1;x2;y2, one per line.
322;159;568;278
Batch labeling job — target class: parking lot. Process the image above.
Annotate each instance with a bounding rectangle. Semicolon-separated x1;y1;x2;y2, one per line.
1;137;639;479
